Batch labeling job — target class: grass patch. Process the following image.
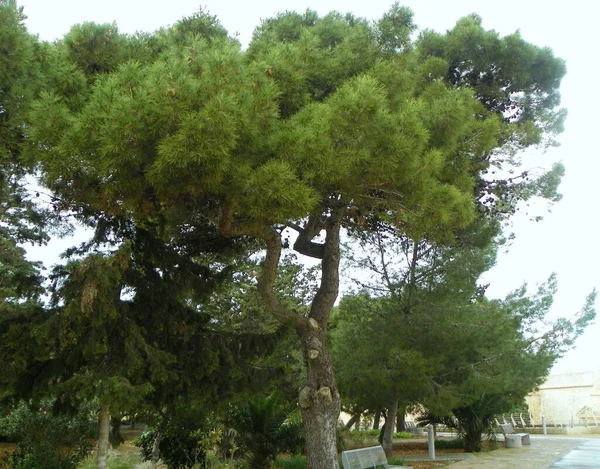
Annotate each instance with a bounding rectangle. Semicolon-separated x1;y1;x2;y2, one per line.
274;455;307;469
360;429;381;437
388;456;408;465
434;438;464;450
393;431;413;439
77;447;141;469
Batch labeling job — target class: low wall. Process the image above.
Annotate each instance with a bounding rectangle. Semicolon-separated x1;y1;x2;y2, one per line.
527;426;600;435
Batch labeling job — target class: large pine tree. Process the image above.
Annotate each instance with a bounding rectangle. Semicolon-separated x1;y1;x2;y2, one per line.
17;6;568;468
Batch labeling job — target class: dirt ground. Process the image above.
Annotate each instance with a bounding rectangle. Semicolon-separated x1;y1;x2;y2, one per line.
0;431;473;469
0;443;15;457
389;438;499;469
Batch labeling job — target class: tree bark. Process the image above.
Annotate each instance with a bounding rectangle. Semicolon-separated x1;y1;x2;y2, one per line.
373;409;381;430
296;209;344;469
297;324;341;469
382;398;398;457
97;404;111;469
150;430;163;468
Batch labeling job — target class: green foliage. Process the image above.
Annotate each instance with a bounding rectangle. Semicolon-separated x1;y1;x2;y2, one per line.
418;14;566;148
337;216;595;454
433;439;464;450
62;22;125;77
392;432;412;439
227;394;304;469
0;0;48;322
77;450;142;469
360;429;380;437
387;457;408;466
0;0;36;154
136;406;211;469
0;399;96;469
7;5;572;468
273;455;307;469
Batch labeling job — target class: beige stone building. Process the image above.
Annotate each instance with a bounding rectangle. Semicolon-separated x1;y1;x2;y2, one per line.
526;369;600;427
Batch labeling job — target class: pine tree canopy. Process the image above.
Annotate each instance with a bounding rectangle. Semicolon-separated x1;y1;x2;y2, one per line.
23;6;566;245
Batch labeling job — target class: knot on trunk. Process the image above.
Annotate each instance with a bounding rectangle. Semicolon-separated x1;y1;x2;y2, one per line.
299;386;313;409
317;386;332;403
308;349;320;360
308;318;319;330
299;386;333;409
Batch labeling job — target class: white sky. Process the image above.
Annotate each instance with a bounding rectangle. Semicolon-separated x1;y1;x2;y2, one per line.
19;0;600;375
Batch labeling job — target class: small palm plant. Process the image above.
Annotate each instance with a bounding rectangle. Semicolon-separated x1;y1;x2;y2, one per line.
227;393;303;469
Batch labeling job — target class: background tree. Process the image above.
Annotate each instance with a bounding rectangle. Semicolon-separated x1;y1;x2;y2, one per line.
337;222;595;452
333;219;499;454
0;0;54;406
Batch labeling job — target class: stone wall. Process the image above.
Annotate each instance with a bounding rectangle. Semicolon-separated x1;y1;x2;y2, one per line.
526;369;600;426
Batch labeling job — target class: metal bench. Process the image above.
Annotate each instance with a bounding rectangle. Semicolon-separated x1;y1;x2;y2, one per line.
341;445;412;469
499;423;530;448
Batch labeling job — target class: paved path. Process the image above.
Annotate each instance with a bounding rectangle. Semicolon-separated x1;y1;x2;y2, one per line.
550;438;600;468
401;435;598;469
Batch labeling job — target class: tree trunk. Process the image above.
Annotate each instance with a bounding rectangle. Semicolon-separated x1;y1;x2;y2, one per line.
382;398;398;457
254;209;345;469
297;320;341;469
378;409;388;444
373;409;381;430
396;405;407;432
97;404;111;469
150;430;163;468
296;212;344;469
463;427;482;452
345;414;358;430
109;416;124;447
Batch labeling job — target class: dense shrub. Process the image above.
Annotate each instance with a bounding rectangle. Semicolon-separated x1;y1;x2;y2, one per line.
0;399;96;469
136;407;211;469
434;438;464;450
227;393;304;469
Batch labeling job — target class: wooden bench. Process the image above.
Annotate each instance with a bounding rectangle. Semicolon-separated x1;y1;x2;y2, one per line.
341;445;413;469
499;423;530;448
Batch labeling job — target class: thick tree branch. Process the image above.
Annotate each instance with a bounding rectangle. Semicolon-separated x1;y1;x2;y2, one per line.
309;207;345;325
218;200;297;325
256;226;298;325
292;214;325;259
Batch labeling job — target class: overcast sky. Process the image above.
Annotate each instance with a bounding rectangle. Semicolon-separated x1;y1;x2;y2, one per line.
19;0;599;375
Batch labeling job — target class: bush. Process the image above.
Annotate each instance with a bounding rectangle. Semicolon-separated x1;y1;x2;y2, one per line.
227;393;304;469
393;432;412;439
434;438;464;450
0;399;96;469
136;406;211;469
338;429;378;449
